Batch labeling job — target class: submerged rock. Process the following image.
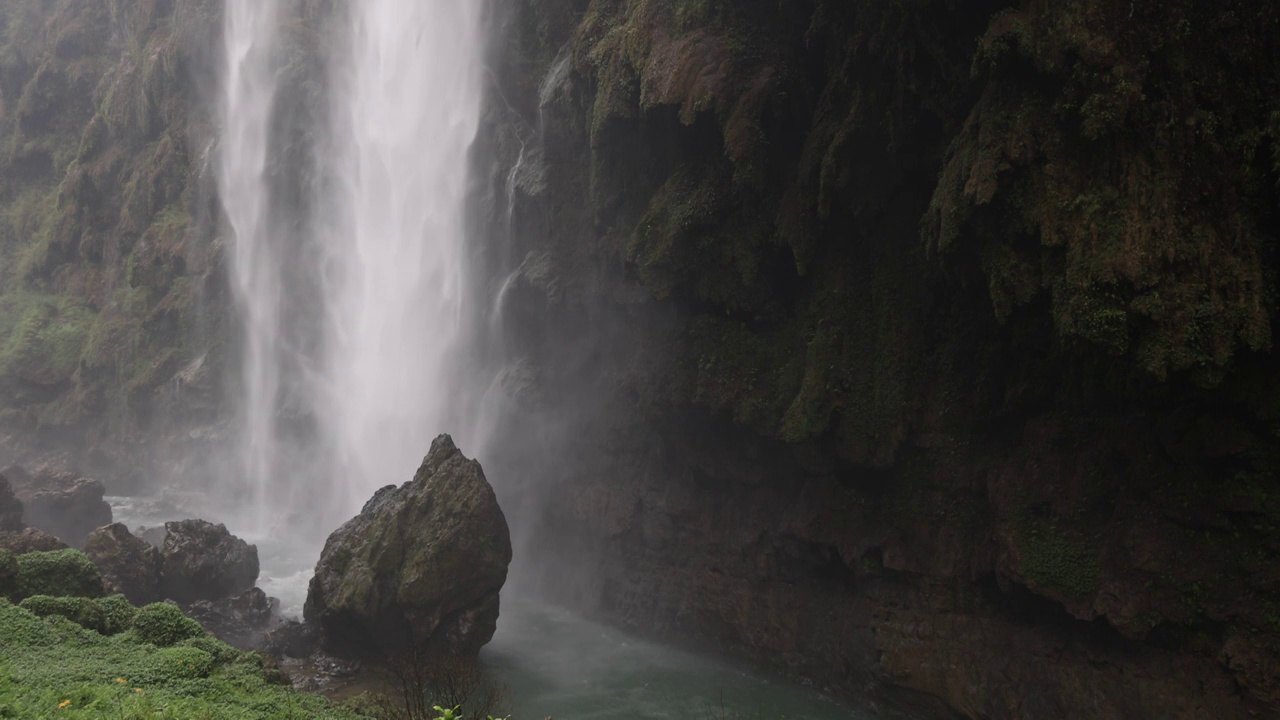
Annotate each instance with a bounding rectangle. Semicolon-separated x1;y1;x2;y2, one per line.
4;465;112;548
159;519;259;603
83;523;162;604
304;434;511;658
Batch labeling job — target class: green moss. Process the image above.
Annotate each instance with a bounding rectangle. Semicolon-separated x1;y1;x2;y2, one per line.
131;602;204;647
1016;520;1101;600
925;0;1279;377
14;550;103;600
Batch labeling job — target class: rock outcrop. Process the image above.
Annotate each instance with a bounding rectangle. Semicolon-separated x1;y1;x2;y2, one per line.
0;472;68;554
158;520;259;604
305;435;511;658
186;587;278;651
83;523;163;604
0;528;68;554
3;466;112;548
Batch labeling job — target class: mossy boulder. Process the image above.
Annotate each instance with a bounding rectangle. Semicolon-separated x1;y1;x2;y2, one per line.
14;548;103;600
133;601;206;647
83;522;162;604
305;435;512;658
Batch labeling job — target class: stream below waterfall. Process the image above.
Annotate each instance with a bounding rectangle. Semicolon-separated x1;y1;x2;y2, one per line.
110;495;877;719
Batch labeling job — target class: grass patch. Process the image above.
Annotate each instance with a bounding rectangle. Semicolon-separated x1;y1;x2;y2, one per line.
0;599;371;719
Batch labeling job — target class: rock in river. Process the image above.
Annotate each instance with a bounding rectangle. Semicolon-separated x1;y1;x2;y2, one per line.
304;434;512;658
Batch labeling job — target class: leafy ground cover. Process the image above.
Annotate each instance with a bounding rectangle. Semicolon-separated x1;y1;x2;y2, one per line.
0;598;371;719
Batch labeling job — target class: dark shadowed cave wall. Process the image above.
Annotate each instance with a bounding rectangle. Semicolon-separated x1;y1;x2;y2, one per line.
470;0;1280;717
0;0;1276;718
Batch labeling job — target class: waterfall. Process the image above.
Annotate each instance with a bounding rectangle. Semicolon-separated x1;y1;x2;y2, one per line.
219;1;283;528
219;1;486;527
318;1;485;511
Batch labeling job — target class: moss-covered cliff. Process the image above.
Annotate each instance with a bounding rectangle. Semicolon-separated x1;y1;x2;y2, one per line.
0;0;225;485
477;0;1280;716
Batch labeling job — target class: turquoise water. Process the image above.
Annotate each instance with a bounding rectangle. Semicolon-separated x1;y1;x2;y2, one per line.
483;601;867;720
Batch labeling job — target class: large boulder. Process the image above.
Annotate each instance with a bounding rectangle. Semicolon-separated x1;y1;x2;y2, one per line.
4;465;111;548
83;523;162;604
0;474;23;532
159;519;259;603
304;435;512;658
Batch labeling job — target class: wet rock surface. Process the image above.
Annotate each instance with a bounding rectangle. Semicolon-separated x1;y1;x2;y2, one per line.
159;519;259;604
82;523;162;604
305;435;511;659
3;465;112;548
185;587;278;651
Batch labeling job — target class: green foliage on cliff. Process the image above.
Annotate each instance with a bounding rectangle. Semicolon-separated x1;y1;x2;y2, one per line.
0;0;221;439
925;1;1280;380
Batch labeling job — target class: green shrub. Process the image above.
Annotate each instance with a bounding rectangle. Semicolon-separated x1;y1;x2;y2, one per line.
15;549;103;599
18;595;108;634
131;602;204;647
180;634;244;665
0;548;17;597
0;600;369;718
94;594;136;635
0;598;56;646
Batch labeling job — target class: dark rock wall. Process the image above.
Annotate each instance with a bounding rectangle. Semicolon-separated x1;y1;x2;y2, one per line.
472;0;1280;717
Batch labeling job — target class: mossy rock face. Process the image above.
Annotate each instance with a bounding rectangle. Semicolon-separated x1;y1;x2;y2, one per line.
305;435;512;658
18;594;109;634
14;549;103;600
132;601;205;647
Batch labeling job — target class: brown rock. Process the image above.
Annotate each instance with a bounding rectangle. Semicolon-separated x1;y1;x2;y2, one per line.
0;527;69;554
5;465;112;548
83;523;162;604
159;519;259;603
305;435;512;658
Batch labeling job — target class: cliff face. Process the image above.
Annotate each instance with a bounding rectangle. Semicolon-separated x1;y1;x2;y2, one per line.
0;0;224;488
475;0;1280;716
0;0;1277;716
